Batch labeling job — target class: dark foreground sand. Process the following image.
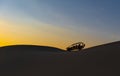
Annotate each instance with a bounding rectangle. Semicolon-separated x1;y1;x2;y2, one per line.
0;41;120;76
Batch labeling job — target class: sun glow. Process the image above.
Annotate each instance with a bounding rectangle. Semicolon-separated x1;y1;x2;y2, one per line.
0;19;73;49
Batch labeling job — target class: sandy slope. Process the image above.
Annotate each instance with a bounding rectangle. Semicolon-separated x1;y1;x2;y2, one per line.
0;41;120;76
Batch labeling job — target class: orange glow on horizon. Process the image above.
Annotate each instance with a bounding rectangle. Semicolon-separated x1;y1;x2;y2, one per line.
0;18;105;49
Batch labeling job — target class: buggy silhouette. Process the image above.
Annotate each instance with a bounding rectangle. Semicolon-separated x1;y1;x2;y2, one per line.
66;42;85;52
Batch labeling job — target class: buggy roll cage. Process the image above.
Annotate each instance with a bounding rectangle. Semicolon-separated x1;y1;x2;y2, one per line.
66;42;85;52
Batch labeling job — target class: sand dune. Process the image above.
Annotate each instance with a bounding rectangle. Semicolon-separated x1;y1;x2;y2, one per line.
0;41;120;76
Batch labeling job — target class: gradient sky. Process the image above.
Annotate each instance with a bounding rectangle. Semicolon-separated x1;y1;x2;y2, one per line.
0;0;120;49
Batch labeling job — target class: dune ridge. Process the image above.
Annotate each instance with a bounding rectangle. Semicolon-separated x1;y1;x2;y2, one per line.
0;41;120;76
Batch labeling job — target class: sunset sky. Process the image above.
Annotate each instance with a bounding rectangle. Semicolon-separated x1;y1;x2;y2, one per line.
0;0;120;49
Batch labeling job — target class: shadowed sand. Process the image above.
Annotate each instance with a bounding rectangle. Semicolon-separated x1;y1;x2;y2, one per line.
0;41;120;76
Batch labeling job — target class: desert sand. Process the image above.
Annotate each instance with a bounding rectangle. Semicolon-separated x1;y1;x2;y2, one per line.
0;41;120;76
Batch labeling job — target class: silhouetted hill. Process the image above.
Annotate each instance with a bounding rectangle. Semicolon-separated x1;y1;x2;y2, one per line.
84;41;120;51
0;41;120;76
76;41;120;57
0;45;65;52
0;45;65;60
65;41;120;76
